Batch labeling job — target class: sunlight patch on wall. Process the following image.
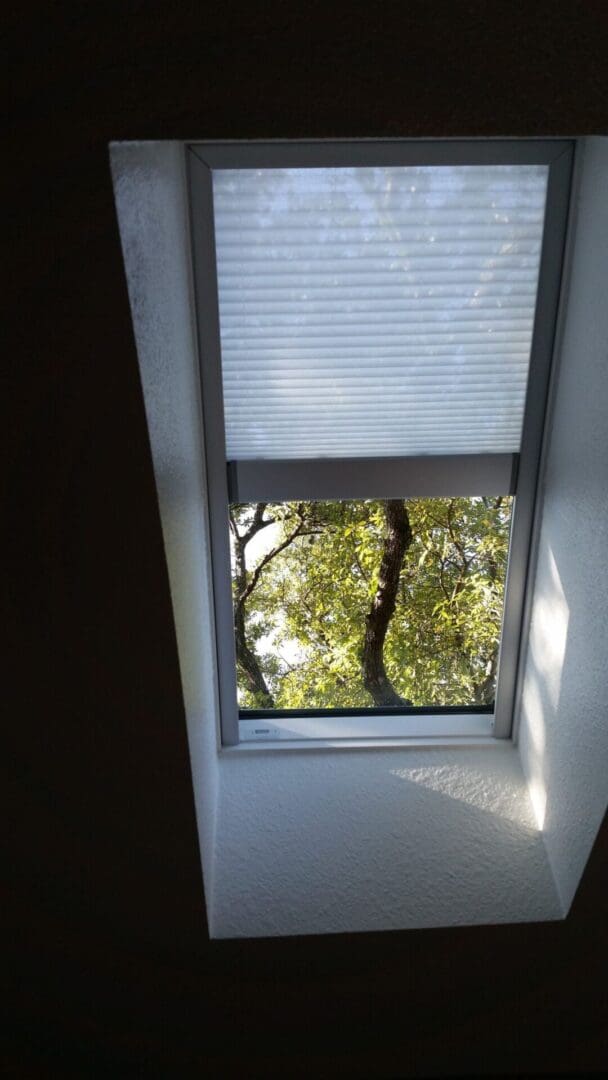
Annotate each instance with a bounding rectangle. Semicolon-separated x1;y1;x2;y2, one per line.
390;761;539;830
520;545;570;831
529;546;570;711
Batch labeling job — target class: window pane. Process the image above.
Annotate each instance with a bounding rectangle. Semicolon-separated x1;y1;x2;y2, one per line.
229;497;512;711
213;165;547;459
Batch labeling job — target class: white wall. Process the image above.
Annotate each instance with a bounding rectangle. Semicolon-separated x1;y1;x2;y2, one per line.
110;142;221;917
114;140;608;940
213;743;558;938
517;137;608;911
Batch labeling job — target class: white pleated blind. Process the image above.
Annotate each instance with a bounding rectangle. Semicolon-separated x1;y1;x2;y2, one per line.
212;165;548;459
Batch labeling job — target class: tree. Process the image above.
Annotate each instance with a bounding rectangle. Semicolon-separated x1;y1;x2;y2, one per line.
362;500;413;706
229;495;511;710
229;502;276;708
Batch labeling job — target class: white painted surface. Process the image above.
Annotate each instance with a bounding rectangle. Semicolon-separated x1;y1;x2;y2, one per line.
213;743;559;938
110;142;221;917
112;139;608;940
239;711;493;742
517;137;608;910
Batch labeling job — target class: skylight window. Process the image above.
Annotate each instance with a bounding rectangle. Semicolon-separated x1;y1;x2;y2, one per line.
187;141;573;746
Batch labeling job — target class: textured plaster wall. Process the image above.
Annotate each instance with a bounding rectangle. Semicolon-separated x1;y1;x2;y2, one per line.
111;141;564;940
517;137;608;911
213;745;559;938
110;142;221;914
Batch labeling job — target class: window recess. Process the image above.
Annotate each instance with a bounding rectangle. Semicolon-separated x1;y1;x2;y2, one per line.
187;141;573;747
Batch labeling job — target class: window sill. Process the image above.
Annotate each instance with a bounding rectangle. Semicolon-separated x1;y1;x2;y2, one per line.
237;710;494;748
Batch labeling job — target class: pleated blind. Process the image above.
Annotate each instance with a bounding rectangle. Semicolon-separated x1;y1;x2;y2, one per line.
212;165;548;460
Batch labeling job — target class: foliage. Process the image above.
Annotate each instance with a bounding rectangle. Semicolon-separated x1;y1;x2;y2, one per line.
230;497;511;709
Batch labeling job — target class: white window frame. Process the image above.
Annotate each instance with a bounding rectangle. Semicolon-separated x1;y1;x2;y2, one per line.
186;139;573;748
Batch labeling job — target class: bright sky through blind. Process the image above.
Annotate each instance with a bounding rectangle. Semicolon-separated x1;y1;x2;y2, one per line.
212;165;548;459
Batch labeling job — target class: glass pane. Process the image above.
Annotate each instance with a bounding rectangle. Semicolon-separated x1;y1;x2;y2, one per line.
213;165;548;459
229;497;512;711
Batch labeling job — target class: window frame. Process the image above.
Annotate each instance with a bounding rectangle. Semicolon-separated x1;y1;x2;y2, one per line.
187;139;573;747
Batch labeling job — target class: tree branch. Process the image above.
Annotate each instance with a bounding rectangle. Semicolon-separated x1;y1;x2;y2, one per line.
230;502;277;707
238;507;307;608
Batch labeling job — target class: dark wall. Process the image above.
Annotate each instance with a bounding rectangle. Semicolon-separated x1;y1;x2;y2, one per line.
7;5;608;1076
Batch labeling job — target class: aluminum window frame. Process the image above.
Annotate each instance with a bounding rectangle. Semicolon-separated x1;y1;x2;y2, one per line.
187;139;574;747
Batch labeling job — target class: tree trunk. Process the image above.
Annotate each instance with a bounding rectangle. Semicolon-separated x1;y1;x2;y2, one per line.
362;500;413;707
473;650;498;705
232;527;275;708
234;601;275;708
